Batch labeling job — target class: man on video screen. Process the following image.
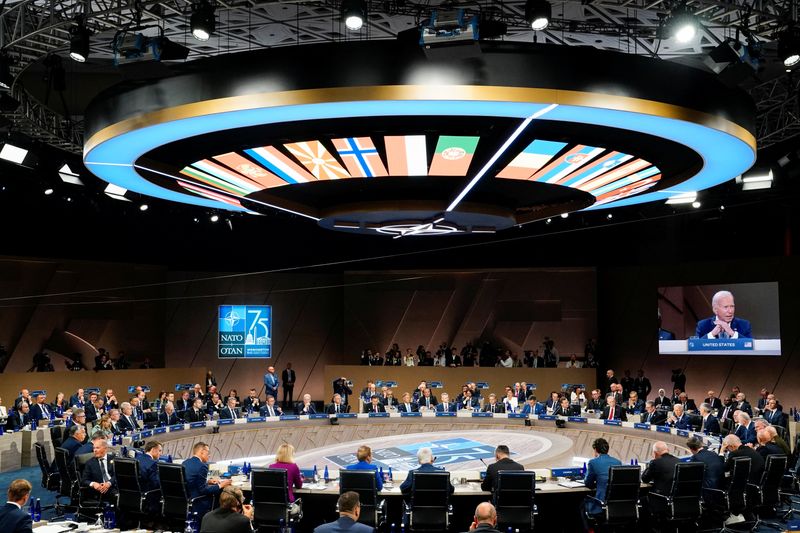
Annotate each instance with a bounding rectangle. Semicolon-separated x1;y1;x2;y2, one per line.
695;290;752;339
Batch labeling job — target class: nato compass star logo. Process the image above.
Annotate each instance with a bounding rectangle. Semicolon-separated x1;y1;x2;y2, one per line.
224;309;242;329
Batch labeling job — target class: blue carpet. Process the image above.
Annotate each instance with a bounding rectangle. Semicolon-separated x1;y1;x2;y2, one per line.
0;466;58;519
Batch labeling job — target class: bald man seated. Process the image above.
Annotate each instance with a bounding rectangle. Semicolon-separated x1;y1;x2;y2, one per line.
461;502;503;533
642;441;679;496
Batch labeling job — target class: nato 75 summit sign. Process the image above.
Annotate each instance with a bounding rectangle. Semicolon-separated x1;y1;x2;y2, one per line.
218;305;272;358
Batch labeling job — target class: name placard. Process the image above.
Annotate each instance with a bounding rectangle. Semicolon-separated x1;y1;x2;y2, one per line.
169;424;185;432
435;412;455;417
368;412;389;418
189;421;207;429
603;419;622;426
634;423;652;430
280;415;299;421
656;425;672;433
400;412;421;417
687;338;753;352
472;412;492;418
217;419;235;425
568;417;588;423
245;417;265;424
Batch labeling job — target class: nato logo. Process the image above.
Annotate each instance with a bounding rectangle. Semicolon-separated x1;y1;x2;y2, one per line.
218;305;272;358
325;437;498;470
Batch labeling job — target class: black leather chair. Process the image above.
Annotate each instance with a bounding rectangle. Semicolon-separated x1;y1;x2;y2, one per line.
53;447;80;514
34;442;60;492
701;456;751;533
649;462;704;530
403;472;452;532
748;454;787;530
585;465;641;531
114;457;161;526
339;470;384;529
50;426;66;449
494;471;536;532
251;468;302;531
157;462;204;528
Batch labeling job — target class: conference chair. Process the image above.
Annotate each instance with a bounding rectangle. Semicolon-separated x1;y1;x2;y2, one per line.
747;454;787;530
700;456;751;533
50;426;66;448
114;457;161;527
648;462;704;531
251;468;302;531
53;447;80;515
584;465;642;532
157;462;205;528
494;471;536;532
34;442;60;492
339;470;385;529
403;472;453;532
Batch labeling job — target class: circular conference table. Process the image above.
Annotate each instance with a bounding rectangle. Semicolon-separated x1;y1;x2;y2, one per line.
118;412;718;532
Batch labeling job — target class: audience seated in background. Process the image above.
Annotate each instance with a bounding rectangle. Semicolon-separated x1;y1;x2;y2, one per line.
0;479;32;533
312;491;372;533
269;443;303;502
199;486;254;533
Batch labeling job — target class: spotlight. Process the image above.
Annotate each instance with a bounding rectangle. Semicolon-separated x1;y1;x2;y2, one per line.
69;16;91;63
104;183;131;201
193;217;200;223
191;0;216;41
0;143;28;164
525;0;551;31
210;214;219;222
341;0;365;31
560;212;569;218
545;218;552;224
44;188;54;195
778;27;800;68
669;6;698;43
606;213;613;220
665;192;697;205
691;201;701;208
0;53;13;90
736;168;773;191
139;203;149;211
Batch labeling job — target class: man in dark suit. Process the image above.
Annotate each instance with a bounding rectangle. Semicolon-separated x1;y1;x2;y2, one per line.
676;393;697;413
259;396;283;418
397;393;419;413
667;404;691;430
763;398;785;428
434;393;456;413
13;390;32;411
722;434;764;484
699;403;721;434
519;396;546;416
364;396;386;414
295;394;316;415
601;396;627;421
0;479;33;533
60;425;87;463
482;394;505;414
603;370;619;394
326;394;350;415
184;398;208;423
118;403;139;434
461;502;504;533
553;397;573;417
6;403;30;431
282;363;296;409
218;398;240;420
634;370;652;401
175;391;192;413
29;394;51;424
200;486;254;533
400;447;454;497
69;388;85;410
733;412;757;445
480;445;524;492
582;437;622;527
733;393;754;417
184;442;232;518
695;290;751;338
241;389;261;414
136;440;163;516
312;491;372;533
416;388;438;411
82;438;117;501
642;441;680;496
641;401;667;425
704;391;723;413
84;393;100;423
653;389;672;410
686;437;724;491
158;403;180;426
585;389;605;412
333;378;353;406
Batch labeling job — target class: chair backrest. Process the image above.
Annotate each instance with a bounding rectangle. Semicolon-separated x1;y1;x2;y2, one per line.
114;458;144;514
669;462;704;520
339;471;380;527
410;472;451;531
34;443;50;477
156;462;190;520
251;468;291;527
759;455;787;506
53;447;78;499
604;466;641;524
50;426;66;448
494;471;535;531
726;457;750;514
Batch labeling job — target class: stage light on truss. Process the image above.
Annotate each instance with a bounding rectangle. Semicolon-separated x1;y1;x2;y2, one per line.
0;143;27;164
669;6;698;43
104;183;131;201
44;188;54;196
778;27;800;67
191;0;216;41
69;16;91;63
736;168;773;191
342;0;366;31
58;163;84;185
210;214;219;222
665;191;697;205
525;0;551;31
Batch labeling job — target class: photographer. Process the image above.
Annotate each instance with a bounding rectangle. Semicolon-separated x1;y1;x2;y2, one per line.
332;377;353;405
199;486;254;533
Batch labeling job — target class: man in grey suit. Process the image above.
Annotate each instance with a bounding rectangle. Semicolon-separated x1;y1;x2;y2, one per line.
313;492;372;533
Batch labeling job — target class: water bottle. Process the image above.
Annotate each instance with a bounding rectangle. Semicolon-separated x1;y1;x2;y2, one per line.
380;466;386;483
313;465;319;482
184;516;194;533
192;511;199;533
507;527;513;533
324;465;330;482
400;523;405;533
34;498;41;521
107;504;116;528
30;420;36;431
103;504;110;529
388;467;393;481
390;523;396;533
279;518;288;533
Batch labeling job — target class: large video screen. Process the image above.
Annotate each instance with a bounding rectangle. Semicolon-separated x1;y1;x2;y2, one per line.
218;305;272;358
658;282;780;356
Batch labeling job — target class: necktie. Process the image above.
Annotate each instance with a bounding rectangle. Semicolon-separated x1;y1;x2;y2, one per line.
608;407;614;420
426;399;430;407
42;405;49;418
444;403;448;411
100;458;110;483
269;407;274;417
491;404;495;413
405;404;410;412
646;413;651;423
195;410;199;419
374;405;378;412
335;404;339;413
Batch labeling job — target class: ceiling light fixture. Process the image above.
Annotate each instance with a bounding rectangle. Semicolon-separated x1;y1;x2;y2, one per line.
778;26;800;67
525;0;551;31
104;183;131;201
664;191;697;205
69;16;91;62
341;0;366;31
669;5;698;43
0;143;28;164
58;163;84;185
191;0;216;41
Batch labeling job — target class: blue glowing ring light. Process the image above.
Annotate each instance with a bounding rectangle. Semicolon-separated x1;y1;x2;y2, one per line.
84;89;756;215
